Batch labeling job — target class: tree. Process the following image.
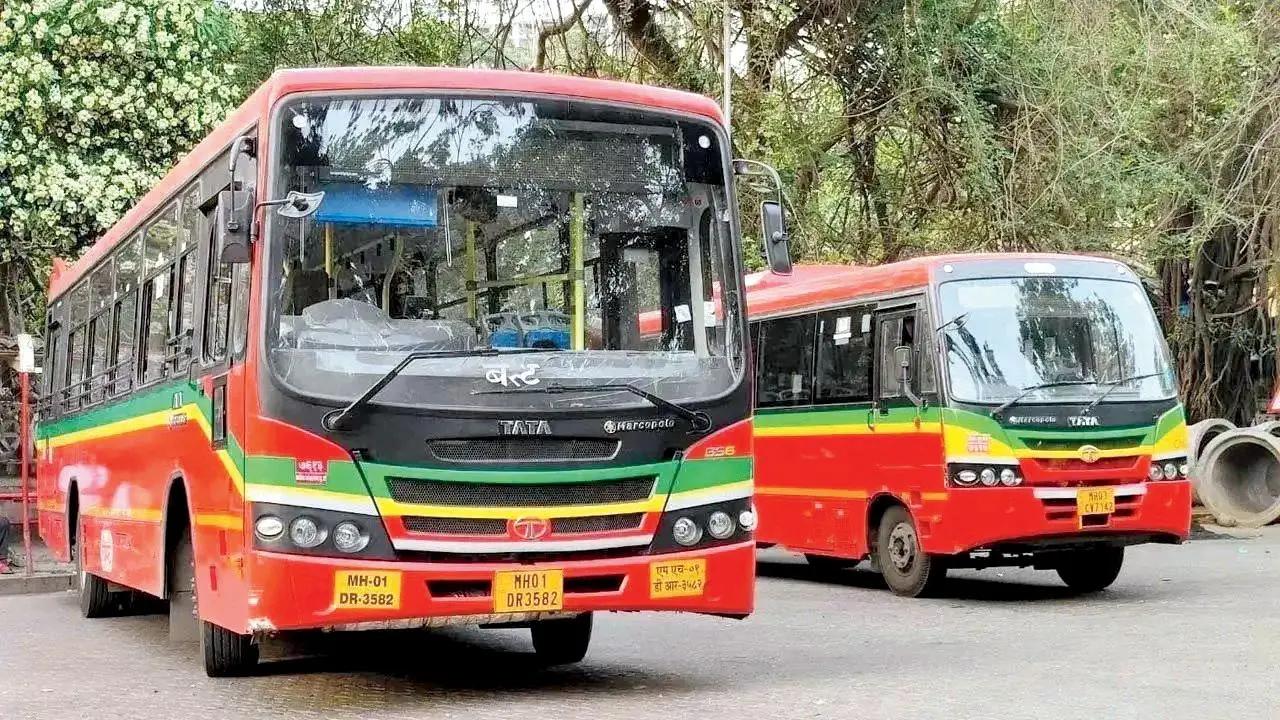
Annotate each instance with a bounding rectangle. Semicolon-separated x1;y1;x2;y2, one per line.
0;0;241;344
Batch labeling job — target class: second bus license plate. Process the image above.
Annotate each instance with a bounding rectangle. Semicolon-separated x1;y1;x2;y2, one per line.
1077;487;1116;520
493;569;563;613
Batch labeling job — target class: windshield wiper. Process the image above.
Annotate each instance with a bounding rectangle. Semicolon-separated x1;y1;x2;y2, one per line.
321;347;546;431
990;380;1097;418
1078;373;1162;416
936;312;969;334
474;382;713;434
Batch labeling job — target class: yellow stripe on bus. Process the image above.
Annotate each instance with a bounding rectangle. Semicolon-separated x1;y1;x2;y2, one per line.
82;506;164;523
195;513;243;530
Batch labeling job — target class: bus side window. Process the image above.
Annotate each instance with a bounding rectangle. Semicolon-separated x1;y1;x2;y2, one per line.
756;314;816;407
205;218;233;363
877;308;919;400
815;306;874;404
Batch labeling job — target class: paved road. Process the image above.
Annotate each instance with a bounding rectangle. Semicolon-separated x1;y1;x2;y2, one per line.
2;529;1277;720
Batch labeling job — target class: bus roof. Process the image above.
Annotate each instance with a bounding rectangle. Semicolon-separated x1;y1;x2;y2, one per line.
49;67;726;300
745;252;1127;319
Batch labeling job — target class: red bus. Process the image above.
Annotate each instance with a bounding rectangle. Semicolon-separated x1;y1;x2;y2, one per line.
35;68;789;675
746;258;1191;596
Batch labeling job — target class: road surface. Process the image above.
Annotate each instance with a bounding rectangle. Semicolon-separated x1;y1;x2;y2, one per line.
2;528;1276;719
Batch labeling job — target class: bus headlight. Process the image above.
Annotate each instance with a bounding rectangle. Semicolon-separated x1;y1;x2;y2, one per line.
672;517;702;546
332;521;369;553
289;516;326;548
1148;463;1163;481
1162;462;1179;481
738;508;758;531
707;511;735;539
255;515;284;540
949;463;1020;488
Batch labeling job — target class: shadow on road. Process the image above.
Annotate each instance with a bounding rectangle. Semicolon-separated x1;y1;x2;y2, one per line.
756;558;1090;603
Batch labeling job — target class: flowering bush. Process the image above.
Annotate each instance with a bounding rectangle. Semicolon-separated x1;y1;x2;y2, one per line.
0;0;239;265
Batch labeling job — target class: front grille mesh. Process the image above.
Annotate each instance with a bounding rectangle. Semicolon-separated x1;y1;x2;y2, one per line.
553;513;644;534
428;438;620;463
1019;435;1146;452
403;517;507;535
387;476;656;507
403;513;645;536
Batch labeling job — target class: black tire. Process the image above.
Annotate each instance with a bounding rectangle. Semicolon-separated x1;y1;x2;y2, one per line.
531;613;593;666
804;553;860;572
201;619;260;677
1055;546;1125;593
77;522;116;619
875;505;947;598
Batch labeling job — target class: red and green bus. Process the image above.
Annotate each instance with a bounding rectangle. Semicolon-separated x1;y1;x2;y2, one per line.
35;68;786;675
745;256;1191;596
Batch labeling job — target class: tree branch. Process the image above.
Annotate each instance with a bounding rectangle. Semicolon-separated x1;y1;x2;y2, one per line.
536;0;595;71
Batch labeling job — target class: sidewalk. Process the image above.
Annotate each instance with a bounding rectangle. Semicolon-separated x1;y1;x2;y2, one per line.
0;534;75;596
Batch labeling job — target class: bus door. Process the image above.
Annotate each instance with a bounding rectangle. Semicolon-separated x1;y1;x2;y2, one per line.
872;298;943;511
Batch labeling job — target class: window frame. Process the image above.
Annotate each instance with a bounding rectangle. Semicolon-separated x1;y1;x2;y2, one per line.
813;304;876;406
753;312;819;409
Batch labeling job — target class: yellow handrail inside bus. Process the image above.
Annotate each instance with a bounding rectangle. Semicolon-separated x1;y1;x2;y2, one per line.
570;192;585;350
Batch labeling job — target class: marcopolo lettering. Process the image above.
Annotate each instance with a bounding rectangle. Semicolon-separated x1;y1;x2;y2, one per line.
603;417;678;434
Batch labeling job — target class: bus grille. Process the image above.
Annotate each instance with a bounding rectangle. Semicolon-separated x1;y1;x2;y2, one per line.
386;476;656;508
1018;434;1146;452
402;513;645;536
427;438;620;463
553;513;644;534
402;517;507;535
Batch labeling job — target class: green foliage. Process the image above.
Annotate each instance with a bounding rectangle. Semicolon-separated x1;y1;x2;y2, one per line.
231;0;464;94
0;0;239;265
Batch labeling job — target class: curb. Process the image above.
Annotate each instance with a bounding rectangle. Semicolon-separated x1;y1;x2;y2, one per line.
0;571;76;596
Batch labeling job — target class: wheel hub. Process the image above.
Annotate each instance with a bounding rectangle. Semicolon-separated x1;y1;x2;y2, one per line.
888;523;917;570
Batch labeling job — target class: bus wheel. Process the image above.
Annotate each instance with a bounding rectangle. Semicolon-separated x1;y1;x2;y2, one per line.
804;554;859;572
531;612;593;665
875;506;947;598
77;525;116;619
201;620;260;677
1055;546;1124;593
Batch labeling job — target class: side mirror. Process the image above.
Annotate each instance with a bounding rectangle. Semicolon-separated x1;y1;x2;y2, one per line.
276;190;326;219
894;345;912;377
760;200;792;275
894;344;923;409
216;189;253;264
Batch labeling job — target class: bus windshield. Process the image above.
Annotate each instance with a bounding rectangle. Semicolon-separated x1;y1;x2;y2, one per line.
936;276;1176;405
266;94;743;411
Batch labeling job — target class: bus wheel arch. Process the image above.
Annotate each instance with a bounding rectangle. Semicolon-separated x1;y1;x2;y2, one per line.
65;480;79;560
867;496;948;598
164;477;199;642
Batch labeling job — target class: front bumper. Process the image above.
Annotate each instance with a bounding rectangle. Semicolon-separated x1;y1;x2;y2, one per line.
244;540;755;633
917;480;1192;555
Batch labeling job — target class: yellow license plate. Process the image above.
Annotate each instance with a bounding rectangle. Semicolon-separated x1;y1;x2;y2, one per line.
333;570;402;609
493;569;563;613
1077;487;1116;518
649;559;706;598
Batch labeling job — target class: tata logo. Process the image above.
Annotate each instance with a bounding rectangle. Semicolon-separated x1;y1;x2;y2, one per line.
497;419;552;436
1068;415;1101;427
508;516;551;541
1078;445;1101;464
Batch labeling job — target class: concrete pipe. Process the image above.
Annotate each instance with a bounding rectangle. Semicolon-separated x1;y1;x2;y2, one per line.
1187;418;1235;503
1250;419;1280;438
1197;429;1280;528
